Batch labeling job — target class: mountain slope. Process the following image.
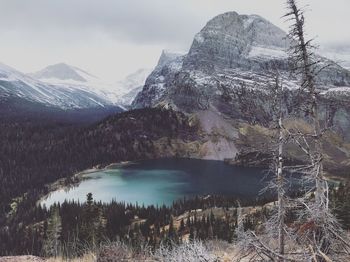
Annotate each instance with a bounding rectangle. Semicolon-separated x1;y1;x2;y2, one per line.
0;62;120;110
30;63;91;82
133;12;350;112
29;63;122;107
114;68;152;106
30;63;151;107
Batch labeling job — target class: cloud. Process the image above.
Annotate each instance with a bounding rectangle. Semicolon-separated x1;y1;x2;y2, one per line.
0;0;349;80
0;0;203;48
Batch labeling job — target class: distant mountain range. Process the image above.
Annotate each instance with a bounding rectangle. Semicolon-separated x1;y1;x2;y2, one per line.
320;46;350;70
29;63;151;108
0;62;150;121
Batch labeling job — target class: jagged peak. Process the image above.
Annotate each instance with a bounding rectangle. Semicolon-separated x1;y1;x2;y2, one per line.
30;63;93;82
156;50;185;69
196;11;287;49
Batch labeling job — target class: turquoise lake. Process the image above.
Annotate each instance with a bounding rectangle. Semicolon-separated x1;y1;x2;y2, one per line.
41;158;273;207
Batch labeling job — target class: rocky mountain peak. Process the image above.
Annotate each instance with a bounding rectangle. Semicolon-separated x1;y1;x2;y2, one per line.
183;12;288;72
133;11;350;138
156;50;185;69
31;63;89;82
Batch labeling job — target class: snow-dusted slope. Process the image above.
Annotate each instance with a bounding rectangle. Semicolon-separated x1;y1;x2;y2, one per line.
319;46;350;70
0;62;118;109
29;63;150;107
114;68;152;106
29;63;122;106
132;11;350;139
132;51;185;108
30;63;92;82
133;12;350;111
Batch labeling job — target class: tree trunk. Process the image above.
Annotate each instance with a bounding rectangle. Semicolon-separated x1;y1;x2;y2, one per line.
277;116;285;260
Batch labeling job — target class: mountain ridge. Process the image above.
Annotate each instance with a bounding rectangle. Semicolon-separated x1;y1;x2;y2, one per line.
0;62;150;119
133;11;350;115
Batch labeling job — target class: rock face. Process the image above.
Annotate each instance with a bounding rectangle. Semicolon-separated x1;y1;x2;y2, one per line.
183;12;288;72
132;12;350;168
132;51;185;108
133;11;350;137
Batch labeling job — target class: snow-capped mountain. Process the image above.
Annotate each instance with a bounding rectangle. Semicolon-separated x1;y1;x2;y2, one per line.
0;62;123;110
132;51;185;108
132;11;350;139
0;60;151;113
133;12;350;110
30;63;150;108
320;46;350;70
29;63;123;107
114;68;152;106
30;63;93;82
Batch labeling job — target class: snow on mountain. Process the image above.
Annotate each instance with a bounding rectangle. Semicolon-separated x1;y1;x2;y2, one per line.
132;51;185;108
114;68;152;106
247;45;287;59
29;63;151;108
0;62;119;109
29;63;121;104
132;11;350;140
319;46;350;70
30;63;92;82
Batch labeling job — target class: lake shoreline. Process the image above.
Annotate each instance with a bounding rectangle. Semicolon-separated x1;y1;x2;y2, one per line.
38;158;278;207
37;161;138;206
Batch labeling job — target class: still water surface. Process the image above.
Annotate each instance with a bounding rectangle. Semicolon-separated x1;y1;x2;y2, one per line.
41;158;272;207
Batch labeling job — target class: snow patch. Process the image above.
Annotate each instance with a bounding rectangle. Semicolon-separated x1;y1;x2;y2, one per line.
195;33;205;44
248;45;287;59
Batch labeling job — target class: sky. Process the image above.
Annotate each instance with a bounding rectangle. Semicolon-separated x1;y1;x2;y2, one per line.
0;0;349;82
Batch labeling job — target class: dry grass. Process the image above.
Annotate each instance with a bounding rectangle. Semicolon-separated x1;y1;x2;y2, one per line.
46;253;95;262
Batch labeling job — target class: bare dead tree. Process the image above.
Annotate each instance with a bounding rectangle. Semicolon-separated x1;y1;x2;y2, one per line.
284;0;350;260
274;75;286;260
235;74;298;261
264;73;288;260
235;1;350;259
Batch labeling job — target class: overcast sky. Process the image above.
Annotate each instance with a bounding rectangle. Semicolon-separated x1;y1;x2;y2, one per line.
0;0;349;81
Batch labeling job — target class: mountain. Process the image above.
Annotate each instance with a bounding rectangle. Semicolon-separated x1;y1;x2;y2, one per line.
0;62;126;123
320;45;350;70
133;12;350;111
31;63;151;108
114;68;152;106
132;12;350;172
132;51;185;108
29;63;123;107
30;62;92;82
0;61;153;121
0;62;118;109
